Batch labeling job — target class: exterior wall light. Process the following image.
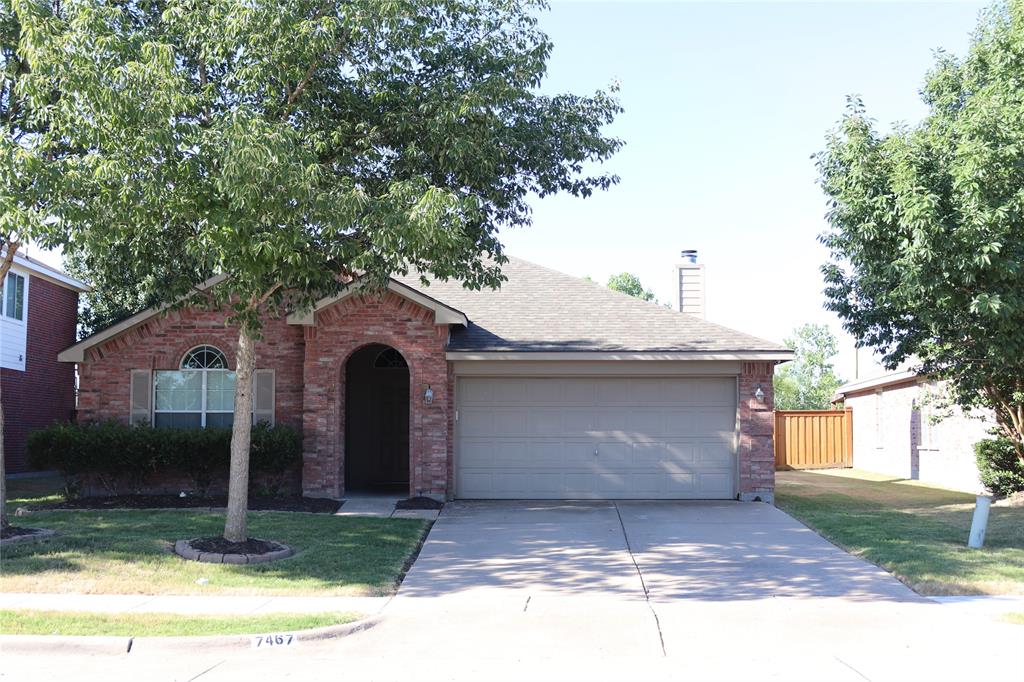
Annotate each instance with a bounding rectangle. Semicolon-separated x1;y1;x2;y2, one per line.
423;385;434;405
754;385;766;403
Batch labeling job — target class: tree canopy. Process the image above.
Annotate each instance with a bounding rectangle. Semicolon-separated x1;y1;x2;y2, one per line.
606;272;656;302
9;0;622;539
773;324;843;411
817;0;1024;463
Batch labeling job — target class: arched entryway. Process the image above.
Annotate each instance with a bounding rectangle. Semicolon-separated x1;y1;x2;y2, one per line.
344;343;410;493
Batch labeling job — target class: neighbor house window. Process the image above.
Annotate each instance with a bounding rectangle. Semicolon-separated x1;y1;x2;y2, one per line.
1;272;26;321
153;345;236;428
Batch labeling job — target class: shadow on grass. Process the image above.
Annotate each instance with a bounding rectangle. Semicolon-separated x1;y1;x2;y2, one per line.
0;510;427;596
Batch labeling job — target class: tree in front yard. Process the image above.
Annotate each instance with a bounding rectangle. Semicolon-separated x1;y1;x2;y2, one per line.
817;1;1024;467
773;323;843;411
14;0;621;543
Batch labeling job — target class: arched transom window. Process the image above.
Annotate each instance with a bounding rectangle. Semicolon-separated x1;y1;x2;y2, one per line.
153;345;236;429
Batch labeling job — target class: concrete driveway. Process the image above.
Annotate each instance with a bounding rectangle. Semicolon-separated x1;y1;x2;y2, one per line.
399;500;919;601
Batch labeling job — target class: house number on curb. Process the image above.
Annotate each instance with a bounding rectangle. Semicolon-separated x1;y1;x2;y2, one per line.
251;633;297;649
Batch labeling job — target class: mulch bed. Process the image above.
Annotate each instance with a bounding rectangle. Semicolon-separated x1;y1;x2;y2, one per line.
29;495;342;514
394;496;444;511
1;525;42;541
188;536;282;555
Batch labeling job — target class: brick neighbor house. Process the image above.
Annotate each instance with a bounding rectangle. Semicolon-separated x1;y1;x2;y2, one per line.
834;371;992;493
2;252;88;473
58;256;792;501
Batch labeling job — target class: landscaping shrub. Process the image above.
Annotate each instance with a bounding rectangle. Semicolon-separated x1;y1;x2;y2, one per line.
29;422;302;497
975;436;1024;497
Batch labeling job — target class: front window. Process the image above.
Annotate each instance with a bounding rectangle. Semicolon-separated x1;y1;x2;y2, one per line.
153;345;236;428
2;272;26;321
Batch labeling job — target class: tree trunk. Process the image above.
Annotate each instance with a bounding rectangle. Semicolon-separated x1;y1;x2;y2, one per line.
223;326;256;543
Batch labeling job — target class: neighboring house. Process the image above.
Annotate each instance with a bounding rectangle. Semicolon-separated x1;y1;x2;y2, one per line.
58;256;792;501
1;252;88;473
834;371;991;493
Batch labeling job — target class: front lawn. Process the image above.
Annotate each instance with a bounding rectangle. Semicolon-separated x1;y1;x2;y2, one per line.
776;469;1024;595
0;609;358;636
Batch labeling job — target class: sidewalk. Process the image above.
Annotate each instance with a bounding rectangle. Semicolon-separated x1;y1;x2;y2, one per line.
0;592;391;615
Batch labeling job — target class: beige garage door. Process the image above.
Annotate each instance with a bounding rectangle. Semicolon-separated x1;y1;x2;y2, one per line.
456;376;737;499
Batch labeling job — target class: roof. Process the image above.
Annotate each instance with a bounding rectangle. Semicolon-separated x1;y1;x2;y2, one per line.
59;255;792;363
832;370;921;402
4;251;90;293
396;256;791;357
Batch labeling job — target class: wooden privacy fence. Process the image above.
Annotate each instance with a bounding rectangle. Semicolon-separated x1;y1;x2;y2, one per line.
774;408;853;470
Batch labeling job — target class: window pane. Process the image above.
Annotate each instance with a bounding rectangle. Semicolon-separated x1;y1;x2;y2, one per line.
206;371;236;411
206;412;235;429
5;273;23;320
182;345;227;369
154;371;202;411
154;412;203;429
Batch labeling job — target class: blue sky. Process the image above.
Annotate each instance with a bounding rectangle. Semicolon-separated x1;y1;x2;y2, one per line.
500;0;985;379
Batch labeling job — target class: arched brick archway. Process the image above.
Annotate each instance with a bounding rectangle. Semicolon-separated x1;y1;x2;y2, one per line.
344;343;410;492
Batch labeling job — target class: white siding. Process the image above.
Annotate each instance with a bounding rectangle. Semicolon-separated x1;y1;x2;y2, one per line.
0;265;29;372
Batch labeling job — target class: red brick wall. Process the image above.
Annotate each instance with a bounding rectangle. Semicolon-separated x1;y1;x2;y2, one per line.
2;275;79;473
738;361;776;500
77;307;305;430
301;292;451;499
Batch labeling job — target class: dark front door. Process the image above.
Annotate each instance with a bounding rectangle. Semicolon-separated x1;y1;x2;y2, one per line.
344;344;410;492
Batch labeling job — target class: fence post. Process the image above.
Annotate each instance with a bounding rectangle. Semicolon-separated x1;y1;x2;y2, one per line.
844;407;854;467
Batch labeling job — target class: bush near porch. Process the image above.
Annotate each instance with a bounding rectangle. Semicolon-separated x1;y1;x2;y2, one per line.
28;422;302;497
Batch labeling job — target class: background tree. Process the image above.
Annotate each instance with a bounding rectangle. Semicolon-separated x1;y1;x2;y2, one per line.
606;272;656;302
817;0;1024;467
773;323;844;410
15;0;622;543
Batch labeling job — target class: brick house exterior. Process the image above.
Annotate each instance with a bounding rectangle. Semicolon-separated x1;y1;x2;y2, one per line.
835;372;990;493
1;254;87;473
60;257;791;501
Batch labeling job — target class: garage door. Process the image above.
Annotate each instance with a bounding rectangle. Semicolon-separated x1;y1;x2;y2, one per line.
456;377;737;499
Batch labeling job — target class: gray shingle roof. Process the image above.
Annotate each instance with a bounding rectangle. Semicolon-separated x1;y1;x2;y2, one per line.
396;256;789;354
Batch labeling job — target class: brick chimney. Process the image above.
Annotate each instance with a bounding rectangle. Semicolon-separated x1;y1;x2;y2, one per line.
674;250;705;318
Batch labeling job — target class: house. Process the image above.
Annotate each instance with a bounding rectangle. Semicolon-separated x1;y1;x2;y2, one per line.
57;256;793;501
834;371;991;493
1;252;88;473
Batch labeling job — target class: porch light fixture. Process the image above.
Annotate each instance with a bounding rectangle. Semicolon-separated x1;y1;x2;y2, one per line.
754;385;766;403
423;385;434;405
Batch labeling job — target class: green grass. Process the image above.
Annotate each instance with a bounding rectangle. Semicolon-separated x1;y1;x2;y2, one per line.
2;475;429;596
776;470;1024;596
0;609;358;636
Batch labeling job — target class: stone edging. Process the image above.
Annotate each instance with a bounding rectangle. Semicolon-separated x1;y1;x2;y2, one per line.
0;528;59;547
0;614;383;655
173;538;294;564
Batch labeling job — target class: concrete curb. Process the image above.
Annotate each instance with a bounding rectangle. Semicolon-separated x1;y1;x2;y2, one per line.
0;614;382;655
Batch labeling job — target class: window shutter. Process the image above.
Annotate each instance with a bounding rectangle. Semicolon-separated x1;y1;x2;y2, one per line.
129;370;152;426
254;369;275;426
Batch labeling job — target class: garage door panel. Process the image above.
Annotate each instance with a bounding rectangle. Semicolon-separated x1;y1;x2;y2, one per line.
457;377;737;499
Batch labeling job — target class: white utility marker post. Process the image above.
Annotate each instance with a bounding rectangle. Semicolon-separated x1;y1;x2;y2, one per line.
967;495;993;549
